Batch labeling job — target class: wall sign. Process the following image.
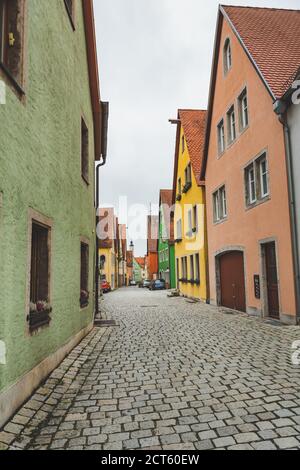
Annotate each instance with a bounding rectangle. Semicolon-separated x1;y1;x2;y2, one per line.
254;275;261;299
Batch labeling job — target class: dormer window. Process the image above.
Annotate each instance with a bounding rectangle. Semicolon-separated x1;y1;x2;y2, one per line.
224;39;232;75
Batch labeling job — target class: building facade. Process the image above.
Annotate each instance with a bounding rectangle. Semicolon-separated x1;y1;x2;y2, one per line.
202;6;300;324
158;190;176;289
0;0;107;426
146;215;159;281
172;110;209;302
99;208;117;291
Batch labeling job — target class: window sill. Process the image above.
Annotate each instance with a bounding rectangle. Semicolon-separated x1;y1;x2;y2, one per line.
27;310;52;333
213;217;228;226
0;62;25;98
245;195;270;212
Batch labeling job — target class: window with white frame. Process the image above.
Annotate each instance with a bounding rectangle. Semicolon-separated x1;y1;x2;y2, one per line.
224;38;232;75
176;219;182;241
190;255;194;281
195;254;200;282
217;119;225;154
227;106;236;144
245;153;269;207
238;88;249;130
187;209;193;235
213;186;227;223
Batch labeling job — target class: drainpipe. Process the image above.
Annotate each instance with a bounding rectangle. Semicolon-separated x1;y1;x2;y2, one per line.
274;100;300;324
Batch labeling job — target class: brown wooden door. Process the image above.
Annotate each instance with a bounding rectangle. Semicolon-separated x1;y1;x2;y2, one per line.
219;251;246;312
265;242;280;319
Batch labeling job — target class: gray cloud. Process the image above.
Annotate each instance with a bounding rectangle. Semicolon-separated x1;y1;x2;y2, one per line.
94;0;299;255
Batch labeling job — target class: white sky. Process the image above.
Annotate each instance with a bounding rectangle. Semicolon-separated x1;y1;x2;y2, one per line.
94;0;299;256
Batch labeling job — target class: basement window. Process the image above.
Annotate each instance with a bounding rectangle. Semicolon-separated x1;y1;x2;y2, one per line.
29;221;51;332
0;0;26;92
80;242;89;308
81;118;89;184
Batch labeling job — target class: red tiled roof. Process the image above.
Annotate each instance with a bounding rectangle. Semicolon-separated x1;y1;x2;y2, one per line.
178;110;207;184
135;257;146;269
222;6;300;98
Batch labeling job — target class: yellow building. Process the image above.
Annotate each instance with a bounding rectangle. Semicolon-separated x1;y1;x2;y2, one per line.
99;208;118;290
171;110;209;302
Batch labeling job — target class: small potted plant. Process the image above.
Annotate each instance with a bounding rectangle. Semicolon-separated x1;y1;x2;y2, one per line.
80;290;89;308
28;300;52;331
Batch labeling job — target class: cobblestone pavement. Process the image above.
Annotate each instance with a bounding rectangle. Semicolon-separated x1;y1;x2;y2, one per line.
1;288;300;451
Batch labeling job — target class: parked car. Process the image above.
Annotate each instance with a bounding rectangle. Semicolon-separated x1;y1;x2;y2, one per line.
149;279;166;291
143;280;151;288
101;280;111;293
129;280;137;286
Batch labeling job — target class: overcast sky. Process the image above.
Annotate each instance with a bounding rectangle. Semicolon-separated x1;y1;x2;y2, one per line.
94;0;299;256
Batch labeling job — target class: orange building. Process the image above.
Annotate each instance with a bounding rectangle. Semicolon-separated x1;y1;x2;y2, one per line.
202;6;300;324
146;215;159;280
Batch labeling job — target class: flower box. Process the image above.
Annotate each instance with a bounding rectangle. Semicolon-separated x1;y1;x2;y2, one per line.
27;309;52;332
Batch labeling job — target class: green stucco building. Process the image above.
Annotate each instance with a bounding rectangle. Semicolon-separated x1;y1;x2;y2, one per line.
0;0;107;427
158;190;176;289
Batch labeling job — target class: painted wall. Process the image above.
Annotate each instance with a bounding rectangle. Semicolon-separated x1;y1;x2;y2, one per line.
288;101;300;287
100;247;117;290
174;129;208;301
205;18;296;322
133;259;142;283
0;1;96;395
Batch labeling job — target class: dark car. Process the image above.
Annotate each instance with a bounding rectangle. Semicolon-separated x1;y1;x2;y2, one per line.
101;280;111;293
149;279;166;291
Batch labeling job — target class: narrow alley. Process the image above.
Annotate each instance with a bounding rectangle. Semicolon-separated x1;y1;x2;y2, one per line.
1;289;300;451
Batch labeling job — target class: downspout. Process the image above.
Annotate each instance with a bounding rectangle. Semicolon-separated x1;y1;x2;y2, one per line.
274;102;300;324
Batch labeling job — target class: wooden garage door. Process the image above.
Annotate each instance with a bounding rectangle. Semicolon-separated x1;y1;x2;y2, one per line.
219;251;246;312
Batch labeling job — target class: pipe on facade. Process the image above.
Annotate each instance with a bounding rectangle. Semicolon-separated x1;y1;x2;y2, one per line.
95;156;107;318
277;110;300;324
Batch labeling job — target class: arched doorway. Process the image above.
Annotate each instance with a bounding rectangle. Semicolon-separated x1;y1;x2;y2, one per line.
218;251;246;312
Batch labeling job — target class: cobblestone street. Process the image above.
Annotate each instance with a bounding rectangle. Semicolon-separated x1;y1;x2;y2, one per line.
1;288;300;451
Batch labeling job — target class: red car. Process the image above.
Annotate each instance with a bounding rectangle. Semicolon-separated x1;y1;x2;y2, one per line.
101;280;111;294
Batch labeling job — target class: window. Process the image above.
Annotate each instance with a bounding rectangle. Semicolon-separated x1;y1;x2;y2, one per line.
0;0;25;89
29;221;51;331
245;153;269;207
195;254;200;282
187;209;193;235
224;39;232;75
213;186;227;223
182;135;185;154
239;88;249;130
80;242;89;308
227;106;236;144
190;255;194;281
193;205;198;233
178;177;182;195
217;119;225;154
181;257;188;280
81;118;89;183
183;164;192;192
176;219;182;241
64;0;75;29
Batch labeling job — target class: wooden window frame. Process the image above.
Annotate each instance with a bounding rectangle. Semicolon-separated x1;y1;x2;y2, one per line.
26;210;53;334
81;117;89;185
0;0;27;97
227;105;236;144
80;238;90;309
213;185;227;223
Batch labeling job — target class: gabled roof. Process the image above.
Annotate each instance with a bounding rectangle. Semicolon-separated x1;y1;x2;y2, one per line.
99;208;115;249
201;5;300;179
135;257;146;269
172;110;207;202
222;6;300;100
159;189;174;243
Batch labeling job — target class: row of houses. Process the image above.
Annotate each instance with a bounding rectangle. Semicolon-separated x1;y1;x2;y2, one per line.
0;0;109;428
155;5;300;326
